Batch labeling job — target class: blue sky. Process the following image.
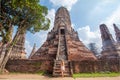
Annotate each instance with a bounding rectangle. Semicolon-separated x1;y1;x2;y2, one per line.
25;0;120;57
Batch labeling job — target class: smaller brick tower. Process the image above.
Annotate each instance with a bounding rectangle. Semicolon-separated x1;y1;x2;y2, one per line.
10;31;26;59
114;24;120;44
100;24;120;58
29;43;36;59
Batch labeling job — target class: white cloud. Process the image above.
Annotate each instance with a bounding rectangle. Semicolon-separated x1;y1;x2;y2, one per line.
77;26;101;49
101;0;116;4
102;6;120;39
104;6;120;26
46;9;55;31
89;0;117;18
50;0;78;11
77;5;120;51
71;24;75;29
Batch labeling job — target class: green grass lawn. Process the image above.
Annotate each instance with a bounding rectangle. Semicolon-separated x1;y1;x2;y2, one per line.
73;72;120;78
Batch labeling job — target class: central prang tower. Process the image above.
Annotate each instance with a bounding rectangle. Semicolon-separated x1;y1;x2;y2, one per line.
31;7;96;77
54;6;72;33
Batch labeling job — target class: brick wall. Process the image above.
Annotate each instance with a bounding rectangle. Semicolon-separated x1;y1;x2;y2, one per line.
71;58;120;73
6;59;54;73
6;58;120;74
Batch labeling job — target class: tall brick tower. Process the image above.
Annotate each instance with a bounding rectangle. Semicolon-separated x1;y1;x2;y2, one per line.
100;24;115;50
10;31;26;59
31;7;96;76
114;24;120;43
100;24;120;58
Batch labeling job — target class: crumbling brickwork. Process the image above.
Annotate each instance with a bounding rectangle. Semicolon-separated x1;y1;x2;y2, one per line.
6;59;53;73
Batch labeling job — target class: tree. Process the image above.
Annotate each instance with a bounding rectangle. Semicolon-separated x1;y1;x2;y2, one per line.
0;0;50;72
0;0;14;44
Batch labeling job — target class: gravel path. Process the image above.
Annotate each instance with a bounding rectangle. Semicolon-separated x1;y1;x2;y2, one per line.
0;74;120;80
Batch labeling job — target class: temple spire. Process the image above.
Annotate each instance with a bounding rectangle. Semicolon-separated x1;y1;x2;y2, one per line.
10;31;26;59
54;7;72;32
113;23;120;43
100;24;115;50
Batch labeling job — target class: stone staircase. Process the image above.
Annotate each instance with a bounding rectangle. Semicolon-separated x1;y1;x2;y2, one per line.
53;32;71;77
59;35;67;60
53;60;71;77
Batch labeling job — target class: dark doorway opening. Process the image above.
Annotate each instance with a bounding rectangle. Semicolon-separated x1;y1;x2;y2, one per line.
60;29;65;34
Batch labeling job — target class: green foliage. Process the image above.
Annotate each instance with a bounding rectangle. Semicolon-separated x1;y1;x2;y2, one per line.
73;72;120;78
0;0;50;43
36;71;45;75
0;0;50;72
11;0;50;33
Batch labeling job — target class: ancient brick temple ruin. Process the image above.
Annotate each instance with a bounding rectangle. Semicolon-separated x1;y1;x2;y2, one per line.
0;27;26;60
10;31;26;59
100;24;120;59
30;7;97;76
5;7;120;76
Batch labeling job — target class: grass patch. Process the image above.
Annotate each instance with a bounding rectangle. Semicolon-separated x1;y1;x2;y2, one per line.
35;71;45;75
73;72;120;78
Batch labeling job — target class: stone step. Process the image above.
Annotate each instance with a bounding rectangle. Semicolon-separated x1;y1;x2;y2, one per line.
54;61;69;64
54;66;69;69
53;60;71;77
53;73;70;76
53;68;69;71
53;72;70;75
53;67;70;70
54;65;69;68
53;67;70;71
53;73;70;77
54;64;69;67
53;70;70;73
54;67;70;70
53;68;70;73
53;71;70;74
54;63;69;65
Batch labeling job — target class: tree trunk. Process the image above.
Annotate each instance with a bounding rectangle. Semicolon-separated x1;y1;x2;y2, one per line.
0;44;7;65
0;27;22;73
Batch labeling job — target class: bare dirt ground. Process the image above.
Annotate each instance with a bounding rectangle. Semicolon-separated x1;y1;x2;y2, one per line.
0;74;120;80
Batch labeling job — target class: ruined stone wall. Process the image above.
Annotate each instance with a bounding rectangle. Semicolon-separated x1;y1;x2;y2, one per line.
71;58;120;73
6;58;120;74
6;59;54;73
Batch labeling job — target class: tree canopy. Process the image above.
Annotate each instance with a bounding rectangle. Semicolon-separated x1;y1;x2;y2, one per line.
0;0;50;72
0;0;50;43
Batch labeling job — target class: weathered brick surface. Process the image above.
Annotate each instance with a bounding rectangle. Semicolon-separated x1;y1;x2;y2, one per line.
100;24;120;58
6;59;53;73
5;7;120;75
6;58;120;73
71;58;120;73
30;7;96;61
